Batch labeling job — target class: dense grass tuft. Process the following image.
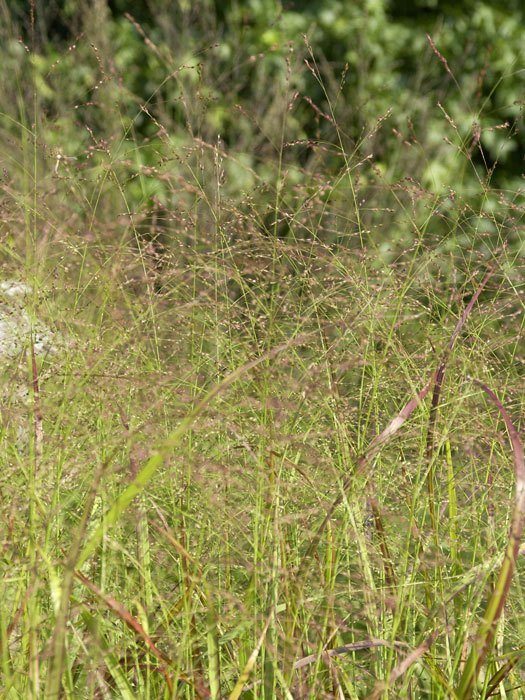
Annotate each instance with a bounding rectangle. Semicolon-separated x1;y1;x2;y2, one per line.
0;4;523;699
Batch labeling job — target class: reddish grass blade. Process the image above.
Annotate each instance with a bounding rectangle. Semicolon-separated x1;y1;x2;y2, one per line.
426;269;494;528
75;571;172;666
485;654;520;697
74;571;178;694
298;379;433;573
293;639;405;670
368;497;397;591
299;270;493;574
6;582;37;639
76;570;213;698
367;630;440;699
456;381;525;699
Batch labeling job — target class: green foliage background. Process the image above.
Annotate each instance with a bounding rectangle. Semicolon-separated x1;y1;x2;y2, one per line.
1;0;524;262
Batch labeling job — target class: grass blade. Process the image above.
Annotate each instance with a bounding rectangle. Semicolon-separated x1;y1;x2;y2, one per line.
293;639;402;670
228;612;273;700
77;337;297;568
485;653;520;697
74;571;173;669
205;585;221;700
299;270;493;574
45;338;297;698
455;381;525;699
367;630;440;699
425;268;494;530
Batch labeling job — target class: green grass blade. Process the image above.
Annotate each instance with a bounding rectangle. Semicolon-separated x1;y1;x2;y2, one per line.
455;381;525;698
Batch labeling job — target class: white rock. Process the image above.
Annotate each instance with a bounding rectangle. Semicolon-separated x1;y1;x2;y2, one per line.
0;280;33;300
0;280;58;359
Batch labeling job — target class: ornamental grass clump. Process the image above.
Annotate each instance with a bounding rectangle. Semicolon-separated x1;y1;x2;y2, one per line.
0;3;523;698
